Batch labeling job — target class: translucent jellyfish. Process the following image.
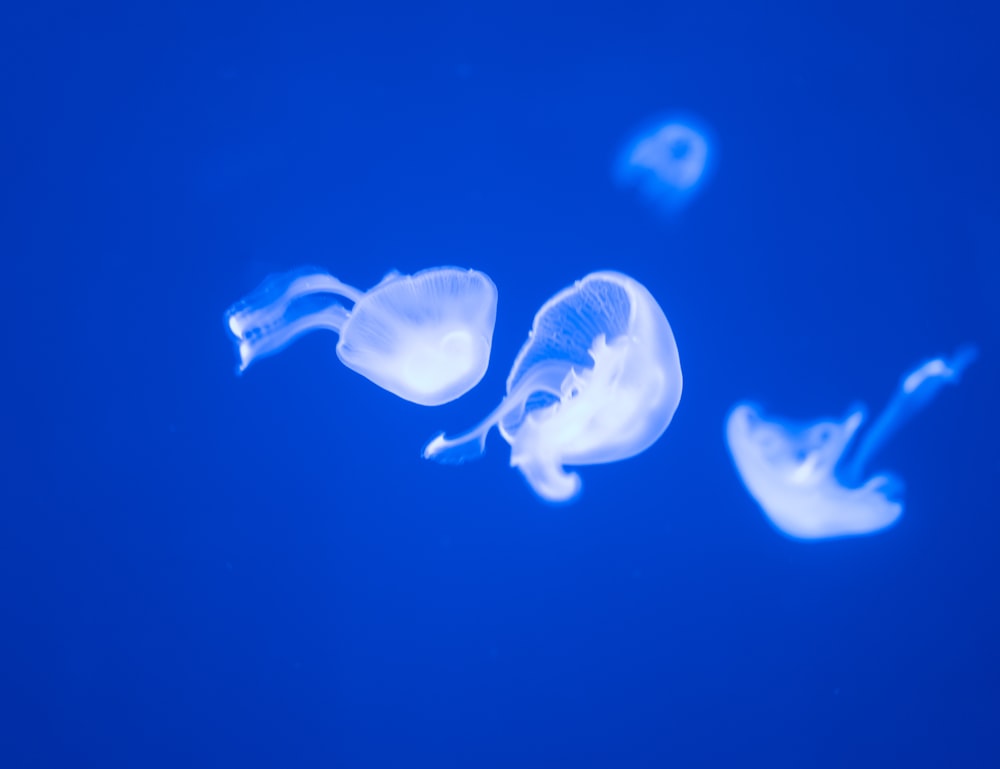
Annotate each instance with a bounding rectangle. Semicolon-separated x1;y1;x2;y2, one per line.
423;271;682;502
615;113;716;215
725;345;979;540
224;265;498;406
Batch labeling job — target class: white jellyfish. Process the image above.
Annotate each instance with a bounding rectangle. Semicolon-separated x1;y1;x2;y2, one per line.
615;113;716;215
224;265;498;406
725;345;979;540
423;271;682;502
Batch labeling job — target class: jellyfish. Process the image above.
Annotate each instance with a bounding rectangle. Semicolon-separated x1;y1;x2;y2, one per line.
725;345;979;540
423;271;682;502
224;265;498;406
615;113;716;215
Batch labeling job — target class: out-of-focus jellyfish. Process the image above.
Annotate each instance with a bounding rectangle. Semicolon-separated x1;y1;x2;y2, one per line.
615;113;716;215
423;271;682;502
225;265;498;406
725;345;979;540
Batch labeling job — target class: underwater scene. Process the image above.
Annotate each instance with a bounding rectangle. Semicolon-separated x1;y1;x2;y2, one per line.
4;1;999;767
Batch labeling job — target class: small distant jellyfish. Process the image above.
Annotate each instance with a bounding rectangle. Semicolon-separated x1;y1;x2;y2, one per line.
224;265;498;406
423;271;682;502
725;345;979;540
615;113;716;215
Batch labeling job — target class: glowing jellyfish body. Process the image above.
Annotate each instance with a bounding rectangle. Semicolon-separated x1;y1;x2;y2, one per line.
225;266;498;406
725;345;979;540
423;271;682;502
615;114;715;215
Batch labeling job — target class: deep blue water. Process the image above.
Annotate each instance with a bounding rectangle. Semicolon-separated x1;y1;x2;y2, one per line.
3;2;999;767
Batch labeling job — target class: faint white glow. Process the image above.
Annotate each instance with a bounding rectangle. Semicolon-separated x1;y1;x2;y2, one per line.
615;113;716;215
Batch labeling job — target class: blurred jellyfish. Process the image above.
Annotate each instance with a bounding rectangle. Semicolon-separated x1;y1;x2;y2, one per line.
423;271;682;502
225;265;498;406
615;113;716;215
725;345;979;540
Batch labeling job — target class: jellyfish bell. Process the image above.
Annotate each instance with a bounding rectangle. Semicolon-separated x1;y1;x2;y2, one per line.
615;112;716;215
423;271;682;502
224;265;498;406
725;345;978;541
629;123;708;191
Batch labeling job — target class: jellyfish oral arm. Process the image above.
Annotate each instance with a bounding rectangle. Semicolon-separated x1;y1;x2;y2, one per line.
224;268;362;373
901;344;978;397
421;398;512;465
840;344;978;483
230;304;350;374
422;360;574;464
512;444;582;504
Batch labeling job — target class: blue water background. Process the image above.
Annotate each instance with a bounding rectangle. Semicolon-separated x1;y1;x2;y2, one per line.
3;2;998;767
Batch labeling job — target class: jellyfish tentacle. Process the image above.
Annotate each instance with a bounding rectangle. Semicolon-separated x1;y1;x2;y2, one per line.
225;267;361;374
840;344;978;482
227;269;363;336
513;451;582;504
422;360;574;464
287;273;365;304
231;304;351;375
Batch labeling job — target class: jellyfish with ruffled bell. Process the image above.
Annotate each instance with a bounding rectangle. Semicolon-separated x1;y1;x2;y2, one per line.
725;345;978;540
423;271;682;502
224;265;498;406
